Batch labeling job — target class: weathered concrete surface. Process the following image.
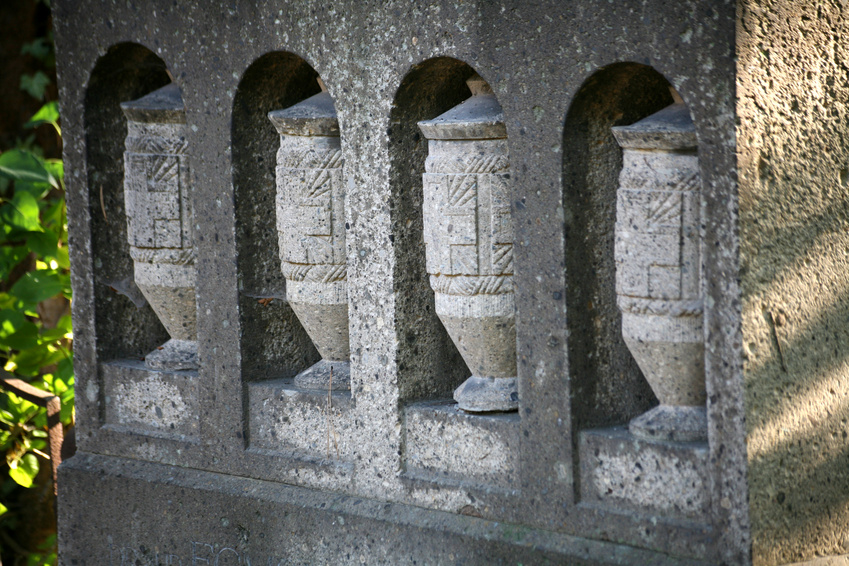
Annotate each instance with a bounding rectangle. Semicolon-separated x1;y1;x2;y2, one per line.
247;377;355;461
737;2;849;564
59;452;713;566
404;400;519;489
103;360;199;439
580;427;709;521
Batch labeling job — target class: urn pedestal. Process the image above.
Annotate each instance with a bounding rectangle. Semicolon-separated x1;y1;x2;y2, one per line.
121;84;197;371
612;103;706;442
418;76;517;413
268;86;350;391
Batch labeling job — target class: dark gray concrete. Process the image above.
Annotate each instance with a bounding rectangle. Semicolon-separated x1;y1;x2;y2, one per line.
54;1;746;564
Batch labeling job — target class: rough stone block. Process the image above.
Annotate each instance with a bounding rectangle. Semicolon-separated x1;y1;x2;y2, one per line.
579;427;709;521
404;400;519;489
102;360;199;439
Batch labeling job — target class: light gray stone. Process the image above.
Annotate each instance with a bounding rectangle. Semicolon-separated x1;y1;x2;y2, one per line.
121;84;197;370
404;400;519;488
418;76;517;413
269;85;350;390
612;103;706;442
579;427;710;520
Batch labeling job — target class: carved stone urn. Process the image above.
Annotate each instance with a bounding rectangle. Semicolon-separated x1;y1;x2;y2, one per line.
417;75;517;412
268;83;350;390
612;103;706;442
121;84;197;370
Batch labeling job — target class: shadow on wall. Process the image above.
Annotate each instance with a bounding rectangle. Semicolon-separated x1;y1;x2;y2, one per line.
84;42;172;360
389;57;477;403
231;51;322;382
562;62;675;436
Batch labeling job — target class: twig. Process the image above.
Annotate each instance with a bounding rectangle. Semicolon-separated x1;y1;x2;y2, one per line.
99;184;108;221
326;366;339;459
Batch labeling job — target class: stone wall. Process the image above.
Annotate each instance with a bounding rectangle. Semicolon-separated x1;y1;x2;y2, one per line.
737;1;849;564
49;0;780;564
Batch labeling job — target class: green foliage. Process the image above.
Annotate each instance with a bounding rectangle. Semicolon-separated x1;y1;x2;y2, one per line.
1;13;71;560
19;72;51;101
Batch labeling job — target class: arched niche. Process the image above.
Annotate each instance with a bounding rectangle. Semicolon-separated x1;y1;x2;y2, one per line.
562;62;678;433
231;51;323;381
84;42;172;360
389;57;480;403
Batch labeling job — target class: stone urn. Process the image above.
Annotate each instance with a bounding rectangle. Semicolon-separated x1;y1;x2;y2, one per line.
268;82;350;390
612;103;706;442
121;84;197;370
417;75;517;412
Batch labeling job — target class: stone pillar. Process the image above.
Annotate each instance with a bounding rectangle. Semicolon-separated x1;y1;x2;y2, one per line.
268;84;350;390
612;103;706;442
417;75;517;412
121;84;197;370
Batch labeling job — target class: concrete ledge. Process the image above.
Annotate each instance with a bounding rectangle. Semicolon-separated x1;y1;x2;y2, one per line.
102;360;199;439
247;377;354;460
579;426;710;521
404;400;519;489
59;452;713;566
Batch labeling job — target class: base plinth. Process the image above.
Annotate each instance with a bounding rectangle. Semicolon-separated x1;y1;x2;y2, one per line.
454;376;518;413
145;339;198;371
294;359;350;391
629;404;707;442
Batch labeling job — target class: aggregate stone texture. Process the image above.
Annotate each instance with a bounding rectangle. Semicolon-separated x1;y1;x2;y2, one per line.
59;452;715;566
579;427;710;521
247;377;355;460
404;400;519;489
102;360;199;439
737;1;849;563
54;0;746;564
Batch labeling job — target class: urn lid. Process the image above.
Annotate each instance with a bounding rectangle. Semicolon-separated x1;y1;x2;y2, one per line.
417;74;507;141
268;90;339;137
611;103;696;151
120;83;186;124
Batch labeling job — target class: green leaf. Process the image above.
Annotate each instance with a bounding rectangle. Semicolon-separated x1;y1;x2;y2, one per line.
0;191;42;237
27;230;58;259
20;38;51;62
9;270;63;304
8;453;39;488
0;149;55;186
26;101;59;127
20;71;50;101
7;347;64;376
0;309;27;337
44;159;63;186
0;321;39;350
0;246;30;281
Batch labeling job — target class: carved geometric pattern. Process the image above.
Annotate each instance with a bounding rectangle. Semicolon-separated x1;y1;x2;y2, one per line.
429;274;513;295
124;150;192;253
423;169;513;282
425;153;509;175
277;147;346;280
615;160;700;303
